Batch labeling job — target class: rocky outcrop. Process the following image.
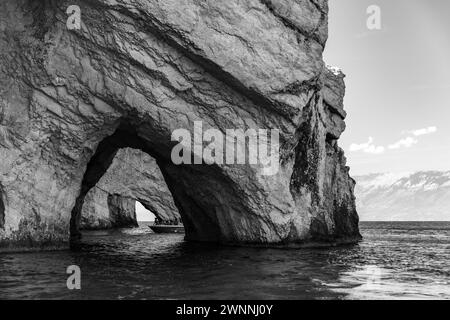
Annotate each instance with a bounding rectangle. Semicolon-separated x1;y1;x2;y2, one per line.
0;0;360;251
80;148;181;229
81;188;137;229
106;194;138;228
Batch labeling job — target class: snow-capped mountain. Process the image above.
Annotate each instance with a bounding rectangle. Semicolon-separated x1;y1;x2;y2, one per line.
354;171;450;221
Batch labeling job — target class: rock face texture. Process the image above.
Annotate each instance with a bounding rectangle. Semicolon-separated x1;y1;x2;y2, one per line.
80;148;181;229
81;188;137;229
0;0;360;250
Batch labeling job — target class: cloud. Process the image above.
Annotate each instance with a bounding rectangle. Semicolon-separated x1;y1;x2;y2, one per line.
388;137;418;150
349;137;385;154
350;127;437;154
405;126;437;137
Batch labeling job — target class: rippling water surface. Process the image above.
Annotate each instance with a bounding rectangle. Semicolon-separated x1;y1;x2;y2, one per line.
0;222;449;300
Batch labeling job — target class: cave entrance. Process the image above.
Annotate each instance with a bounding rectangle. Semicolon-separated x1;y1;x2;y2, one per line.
70;123;175;240
77;144;179;231
70;122;221;243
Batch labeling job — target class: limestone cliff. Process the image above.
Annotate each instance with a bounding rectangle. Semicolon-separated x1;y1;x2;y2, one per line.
80;148;181;229
0;0;360;250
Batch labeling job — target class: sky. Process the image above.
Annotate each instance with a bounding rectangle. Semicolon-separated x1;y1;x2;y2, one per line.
324;0;450;175
136;201;155;222
132;2;450;221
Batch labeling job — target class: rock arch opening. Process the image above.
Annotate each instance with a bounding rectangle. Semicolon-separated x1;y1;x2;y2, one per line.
70;123;168;239
0;184;5;229
79;146;181;230
134;197;181;226
70;122;223;243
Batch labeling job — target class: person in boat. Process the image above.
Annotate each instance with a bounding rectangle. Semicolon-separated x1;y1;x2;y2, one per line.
154;217;182;226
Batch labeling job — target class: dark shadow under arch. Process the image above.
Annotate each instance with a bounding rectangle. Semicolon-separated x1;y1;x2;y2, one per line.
70;122;163;240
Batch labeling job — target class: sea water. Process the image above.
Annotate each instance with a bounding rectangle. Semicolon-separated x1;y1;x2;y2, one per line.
0;222;449;300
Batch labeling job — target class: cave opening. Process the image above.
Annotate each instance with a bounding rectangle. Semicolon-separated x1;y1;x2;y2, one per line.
70;120;219;244
70;122;175;240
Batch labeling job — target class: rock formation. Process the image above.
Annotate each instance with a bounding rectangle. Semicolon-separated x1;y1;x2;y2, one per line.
81;189;136;229
80;148;181;229
0;0;360;251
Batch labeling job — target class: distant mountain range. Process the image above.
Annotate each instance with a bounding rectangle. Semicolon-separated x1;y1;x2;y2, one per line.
353;171;450;221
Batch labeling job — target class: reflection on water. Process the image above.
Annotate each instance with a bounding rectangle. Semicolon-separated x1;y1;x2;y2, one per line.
0;222;449;300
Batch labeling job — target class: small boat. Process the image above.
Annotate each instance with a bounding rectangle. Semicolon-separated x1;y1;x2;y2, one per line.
149;224;185;233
